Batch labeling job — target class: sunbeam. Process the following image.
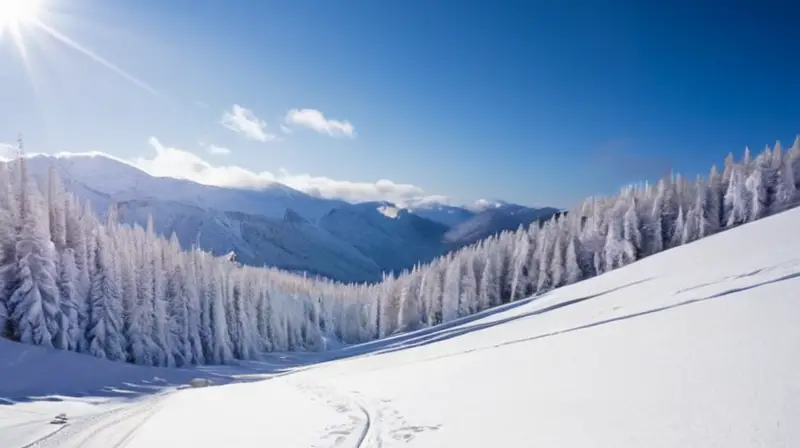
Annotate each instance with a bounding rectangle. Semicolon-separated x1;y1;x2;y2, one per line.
1;0;160;96
31;18;160;96
0;0;41;61
0;0;41;32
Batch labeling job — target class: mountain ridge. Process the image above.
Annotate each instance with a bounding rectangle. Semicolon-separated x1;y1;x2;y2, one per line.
17;153;557;282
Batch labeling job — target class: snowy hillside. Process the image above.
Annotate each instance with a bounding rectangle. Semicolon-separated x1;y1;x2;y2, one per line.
3;199;799;447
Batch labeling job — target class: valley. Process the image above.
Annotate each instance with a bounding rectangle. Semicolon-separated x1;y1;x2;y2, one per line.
22;153;558;282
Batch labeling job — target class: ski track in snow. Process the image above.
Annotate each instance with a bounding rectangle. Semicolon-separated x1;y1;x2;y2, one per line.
24;393;169;448
296;379;440;447
296;381;381;448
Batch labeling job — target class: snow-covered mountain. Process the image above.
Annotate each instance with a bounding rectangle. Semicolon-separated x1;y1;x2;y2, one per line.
3;197;798;447
114;199;383;282
18;154;463;282
444;202;562;247
25;153;347;221
319;201;449;274
404;200;476;227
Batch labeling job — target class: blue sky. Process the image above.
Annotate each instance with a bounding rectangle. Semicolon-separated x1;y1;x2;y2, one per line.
0;0;798;208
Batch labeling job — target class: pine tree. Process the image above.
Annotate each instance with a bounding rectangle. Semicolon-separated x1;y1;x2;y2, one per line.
681;207;699;245
184;250;204;364
508;228;530;301
147;220;172;366
622;197;643;259
47;166;67;252
8;175;60;347
477;257;493;311
550;235;566;288
790;136;800;190
120;235;147;364
86;227;125;360
670;206;685;248
0;163;19;339
725;165;749;227
458;255;477;316
55;249;80;350
746;161;768;221
707;165;723;233
536;222;554;293
775;149;798;209
564;234;582;285
441;257;461;322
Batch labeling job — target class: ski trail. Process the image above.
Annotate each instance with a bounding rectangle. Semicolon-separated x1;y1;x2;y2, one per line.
350;392;380;448
23;393;169;448
296;381;383;448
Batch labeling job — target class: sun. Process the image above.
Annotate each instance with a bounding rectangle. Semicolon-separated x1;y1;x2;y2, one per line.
0;0;42;34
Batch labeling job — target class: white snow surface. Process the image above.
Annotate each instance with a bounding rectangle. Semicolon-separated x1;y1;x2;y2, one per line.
3;207;800;447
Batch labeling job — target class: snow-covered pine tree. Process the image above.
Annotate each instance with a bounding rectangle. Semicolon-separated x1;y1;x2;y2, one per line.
477;256;493;311
441;255;461;323
508;227;530;301
564;233;582;285
7;166;61;348
789;136;800;190
458;254;477;316
0;162;19;339
775;147;798;210
47;166;67;252
55;248;80;350
746;157;769;221
86;226;126;360
725;164;750;227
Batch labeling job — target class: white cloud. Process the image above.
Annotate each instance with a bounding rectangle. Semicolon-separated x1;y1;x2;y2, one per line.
135;137;276;189
277;170;427;205
280;124;293;134
130;137;440;206
221;104;276;142
285;108;355;138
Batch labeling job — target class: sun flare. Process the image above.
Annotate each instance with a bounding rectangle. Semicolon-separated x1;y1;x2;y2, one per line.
0;0;159;95
0;0;41;30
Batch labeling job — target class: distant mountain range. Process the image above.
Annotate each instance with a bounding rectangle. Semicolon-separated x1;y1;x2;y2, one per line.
20;154;561;283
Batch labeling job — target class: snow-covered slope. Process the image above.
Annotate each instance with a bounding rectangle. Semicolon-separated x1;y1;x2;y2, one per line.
4;205;799;447
444;202;562;246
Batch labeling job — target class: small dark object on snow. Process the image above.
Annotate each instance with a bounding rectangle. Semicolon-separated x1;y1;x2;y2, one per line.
189;378;213;388
50;413;68;425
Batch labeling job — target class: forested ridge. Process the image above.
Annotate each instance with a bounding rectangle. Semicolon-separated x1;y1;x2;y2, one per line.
1;138;798;367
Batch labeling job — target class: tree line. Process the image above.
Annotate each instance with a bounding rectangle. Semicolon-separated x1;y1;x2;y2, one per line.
0;137;798;366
